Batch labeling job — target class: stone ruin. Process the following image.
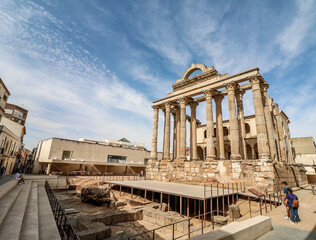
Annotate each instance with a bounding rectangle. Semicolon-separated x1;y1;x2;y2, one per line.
147;64;308;192
81;185;126;208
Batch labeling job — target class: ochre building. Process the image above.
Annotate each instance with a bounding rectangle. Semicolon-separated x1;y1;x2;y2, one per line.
146;64;307;191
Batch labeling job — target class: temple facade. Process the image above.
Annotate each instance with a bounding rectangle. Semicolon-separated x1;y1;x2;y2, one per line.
146;64;307;191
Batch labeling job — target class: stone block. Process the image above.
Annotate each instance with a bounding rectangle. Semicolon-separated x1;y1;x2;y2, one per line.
229;204;240;220
156;213;166;226
213;215;229;225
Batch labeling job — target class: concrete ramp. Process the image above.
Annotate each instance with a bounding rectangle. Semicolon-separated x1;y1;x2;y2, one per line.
190;216;272;240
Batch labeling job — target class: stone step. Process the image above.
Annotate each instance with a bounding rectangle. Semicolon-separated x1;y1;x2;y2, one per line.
38;185;61;240
0;179;18;199
20;182;39;240
0;181;32;240
0;184;22;225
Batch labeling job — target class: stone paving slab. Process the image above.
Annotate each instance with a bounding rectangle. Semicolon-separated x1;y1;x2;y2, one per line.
263;187;316;233
258;223;316;240
105;180;241;199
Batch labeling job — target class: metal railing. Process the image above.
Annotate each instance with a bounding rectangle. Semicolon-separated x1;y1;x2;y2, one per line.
45;181;81;240
66;174;145;185
245;189;284;218
124;210;229;240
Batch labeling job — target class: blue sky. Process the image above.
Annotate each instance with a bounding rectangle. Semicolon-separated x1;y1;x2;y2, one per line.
0;0;316;151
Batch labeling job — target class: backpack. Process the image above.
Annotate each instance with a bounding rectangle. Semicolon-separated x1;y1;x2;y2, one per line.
290;194;299;207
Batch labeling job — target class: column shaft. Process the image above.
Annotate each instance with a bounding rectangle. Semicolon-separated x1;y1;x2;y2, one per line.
190;102;198;160
205;90;216;161
163;103;171;161
178;97;187;161
262;84;277;161
249;75;270;159
274;103;286;161
172;112;177;160
236;89;247;159
226;82;241;160
150;106;159;160
215;95;225;159
176;107;180;159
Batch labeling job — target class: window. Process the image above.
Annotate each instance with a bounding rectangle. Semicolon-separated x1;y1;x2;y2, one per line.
108;155;126;164
62;150;73;160
4;109;13;114
223;127;229;136
245;123;251;134
3;95;7;102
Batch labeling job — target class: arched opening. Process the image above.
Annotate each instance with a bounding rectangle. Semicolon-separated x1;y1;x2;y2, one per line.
182;64;208;79
223;127;229;136
197;146;203;160
204;130;207;139
188;70;203;78
245;123;250;134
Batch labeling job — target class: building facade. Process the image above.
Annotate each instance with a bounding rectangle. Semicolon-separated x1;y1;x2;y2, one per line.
146;64;307;191
33;137;161;175
0;125;20;174
4;103;28;126
0;78;10;122
292;137;316;175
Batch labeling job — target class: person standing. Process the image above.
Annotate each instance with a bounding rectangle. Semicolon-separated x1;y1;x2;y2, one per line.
285;188;300;224
282;181;291;220
0;166;5;178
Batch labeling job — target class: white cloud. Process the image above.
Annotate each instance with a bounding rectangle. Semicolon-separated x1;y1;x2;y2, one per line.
277;0;316;58
0;0;154;150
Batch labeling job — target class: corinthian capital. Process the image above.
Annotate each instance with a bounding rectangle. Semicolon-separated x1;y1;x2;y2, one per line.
152;105;160;110
189;101;199;109
248;74;264;85
263;82;269;92
164;102;171;109
203;89;214;99
236;88;245;101
225;81;238;91
214;94;224;103
178;96;187;105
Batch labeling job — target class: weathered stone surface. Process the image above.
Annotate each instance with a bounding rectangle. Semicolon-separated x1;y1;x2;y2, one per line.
81;186;113;205
77;222;111;240
115;200;127;207
229;204;240;220
213;215;229;225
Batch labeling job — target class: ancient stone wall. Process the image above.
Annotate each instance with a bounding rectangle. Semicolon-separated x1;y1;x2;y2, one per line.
146;160;308;192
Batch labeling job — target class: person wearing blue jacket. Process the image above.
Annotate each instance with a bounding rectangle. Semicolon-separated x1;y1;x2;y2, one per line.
285;188;301;225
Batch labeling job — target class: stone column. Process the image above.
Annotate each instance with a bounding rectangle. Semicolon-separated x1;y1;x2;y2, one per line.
205;90;216;161
190;102;199;160
178;97;187;161
274;103;286;161
214;94;225;159
163;102;171;161
46;163;51;175
150;106;159;161
226;82;241;160
176;107;180;159
249;75;270;159
250;145;256;160
172;111;177;160
262;83;277;161
236;89;247;159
